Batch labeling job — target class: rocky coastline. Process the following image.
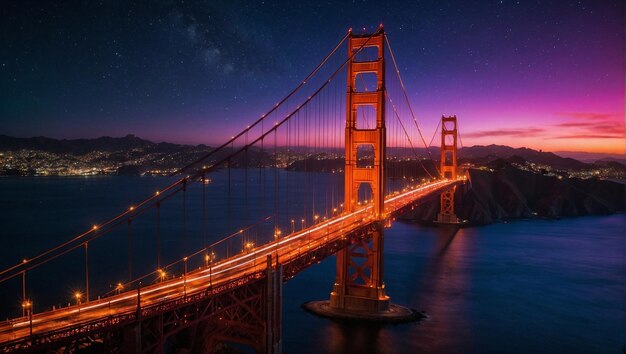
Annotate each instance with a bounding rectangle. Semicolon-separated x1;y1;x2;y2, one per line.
403;164;625;225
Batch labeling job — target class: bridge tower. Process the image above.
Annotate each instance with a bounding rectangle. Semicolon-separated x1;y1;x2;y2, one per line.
436;115;459;224
329;27;390;313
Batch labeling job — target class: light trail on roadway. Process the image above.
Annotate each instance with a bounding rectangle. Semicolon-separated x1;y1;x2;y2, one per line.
0;179;459;344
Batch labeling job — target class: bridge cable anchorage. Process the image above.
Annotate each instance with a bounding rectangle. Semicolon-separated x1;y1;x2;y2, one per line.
384;33;437;165
173;30;351;177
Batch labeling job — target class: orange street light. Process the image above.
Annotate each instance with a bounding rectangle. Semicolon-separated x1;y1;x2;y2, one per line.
22;300;33;336
158;269;167;282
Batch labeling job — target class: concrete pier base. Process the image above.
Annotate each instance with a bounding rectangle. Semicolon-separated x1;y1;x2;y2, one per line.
302;300;425;323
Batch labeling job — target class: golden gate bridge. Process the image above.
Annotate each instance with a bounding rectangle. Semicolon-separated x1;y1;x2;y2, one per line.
0;26;466;353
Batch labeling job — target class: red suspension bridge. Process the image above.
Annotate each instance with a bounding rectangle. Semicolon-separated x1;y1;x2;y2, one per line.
0;27;466;353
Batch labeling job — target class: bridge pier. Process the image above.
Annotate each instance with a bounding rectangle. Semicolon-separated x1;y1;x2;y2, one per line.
305;223;420;322
330;225;389;313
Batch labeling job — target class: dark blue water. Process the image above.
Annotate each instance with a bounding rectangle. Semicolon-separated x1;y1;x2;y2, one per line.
1;176;624;353
284;216;625;353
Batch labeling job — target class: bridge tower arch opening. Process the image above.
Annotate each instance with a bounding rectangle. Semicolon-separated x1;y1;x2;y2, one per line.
436;115;460;224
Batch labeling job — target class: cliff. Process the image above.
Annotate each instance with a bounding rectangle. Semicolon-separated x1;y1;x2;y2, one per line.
403;165;625;225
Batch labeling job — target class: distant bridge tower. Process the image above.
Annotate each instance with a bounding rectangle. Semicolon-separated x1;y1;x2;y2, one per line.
436;115;460;224
329;27;390;313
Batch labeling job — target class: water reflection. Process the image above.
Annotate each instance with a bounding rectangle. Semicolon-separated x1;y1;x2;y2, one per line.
324;321;382;353
285;216;624;353
405;225;477;352
312;224;479;354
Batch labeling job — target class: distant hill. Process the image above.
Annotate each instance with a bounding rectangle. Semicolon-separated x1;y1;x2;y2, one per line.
386;145;593;170
0;135;616;173
0;134;217;176
457;144;591;170
404;162;625;225
593;159;626;173
553;150;626;163
0;134;207;154
595;157;626;165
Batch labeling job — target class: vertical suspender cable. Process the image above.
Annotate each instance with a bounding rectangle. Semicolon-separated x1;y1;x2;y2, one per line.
202;173;207;248
384;34;435;164
84;242;89;302
128;219;132;282
182;179;187;255
156;200;161;269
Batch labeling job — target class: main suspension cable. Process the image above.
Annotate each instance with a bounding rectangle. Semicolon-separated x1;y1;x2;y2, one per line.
174;30;351;176
189;29;380;180
384;33;435;163
428;118;441;148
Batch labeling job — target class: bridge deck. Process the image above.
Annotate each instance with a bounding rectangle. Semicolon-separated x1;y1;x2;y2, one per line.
0;179;461;346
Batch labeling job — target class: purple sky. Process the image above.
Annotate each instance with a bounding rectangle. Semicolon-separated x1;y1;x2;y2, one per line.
2;1;624;153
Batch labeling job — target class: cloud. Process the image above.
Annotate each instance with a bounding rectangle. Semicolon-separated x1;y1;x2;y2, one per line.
553;118;624;135
555;122;596;128
553;134;624;139
555;121;622;131
558;112;618;120
462;113;624;142
462;128;545;139
550;111;624;139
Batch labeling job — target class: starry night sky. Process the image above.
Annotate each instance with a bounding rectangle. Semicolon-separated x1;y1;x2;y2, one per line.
1;1;624;153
